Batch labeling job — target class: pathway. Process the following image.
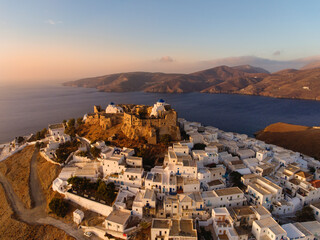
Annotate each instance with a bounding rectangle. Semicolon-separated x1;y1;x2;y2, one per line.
0;148;88;240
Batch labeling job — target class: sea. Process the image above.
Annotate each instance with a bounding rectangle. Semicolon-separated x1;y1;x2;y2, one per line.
1;83;320;144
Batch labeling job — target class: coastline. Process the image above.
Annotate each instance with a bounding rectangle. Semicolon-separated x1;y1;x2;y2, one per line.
66;84;320;102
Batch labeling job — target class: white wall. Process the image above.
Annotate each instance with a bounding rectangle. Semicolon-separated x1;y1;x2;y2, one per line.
65;192;113;216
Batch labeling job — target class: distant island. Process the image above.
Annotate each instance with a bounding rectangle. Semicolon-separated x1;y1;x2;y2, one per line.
64;64;320;101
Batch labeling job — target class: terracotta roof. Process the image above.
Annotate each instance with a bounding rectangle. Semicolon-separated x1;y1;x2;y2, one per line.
296;171;313;179
310;180;320;188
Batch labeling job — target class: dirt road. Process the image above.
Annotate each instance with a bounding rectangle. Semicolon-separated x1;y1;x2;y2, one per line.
0;148;87;240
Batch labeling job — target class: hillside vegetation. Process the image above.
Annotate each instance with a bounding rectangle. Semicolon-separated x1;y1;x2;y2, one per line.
65;64;320;100
256;122;320;160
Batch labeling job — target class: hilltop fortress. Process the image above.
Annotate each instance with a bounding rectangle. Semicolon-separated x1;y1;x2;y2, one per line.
84;99;181;144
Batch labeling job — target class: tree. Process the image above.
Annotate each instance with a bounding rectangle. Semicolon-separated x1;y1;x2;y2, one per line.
77;117;83;126
77;151;88;157
192;143;207;150
90;146;101;158
138;108;148;119
96;181;116;205
67;118;75;127
180;130;190;140
309;166;316;174
55;140;79;163
160;134;171;145
295;206;315;222
65;119;76;137
67;176;91;192
229;171;246;190
17;136;24;144
35;128;47;140
49;198;69;217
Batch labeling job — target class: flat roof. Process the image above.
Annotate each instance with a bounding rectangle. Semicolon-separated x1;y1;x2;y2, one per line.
282;223;307;238
125;168;143;173
152;219;170;229
215;187;243;196
169;219;197;237
241;173;258;179
49;123;64;129
252;205;271;217
248;183;271;195
106;210;131;225
201;191;217;198
254;217;278;229
231;206;255;216
208;179;224;186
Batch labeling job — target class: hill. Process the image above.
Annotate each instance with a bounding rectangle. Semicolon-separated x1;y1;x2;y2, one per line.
240;68;320;100
255;122;320;160
64;65;269;94
301;61;320;70
64;65;320;100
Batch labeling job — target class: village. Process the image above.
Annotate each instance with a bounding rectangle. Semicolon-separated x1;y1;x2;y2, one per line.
2;99;320;240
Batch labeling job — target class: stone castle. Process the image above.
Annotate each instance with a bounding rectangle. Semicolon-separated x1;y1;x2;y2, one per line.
85;100;181;144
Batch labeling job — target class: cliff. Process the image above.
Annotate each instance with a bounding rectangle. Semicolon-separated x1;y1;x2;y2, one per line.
83;104;181;144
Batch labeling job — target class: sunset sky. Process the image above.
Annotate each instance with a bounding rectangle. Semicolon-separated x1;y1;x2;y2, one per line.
1;0;320;83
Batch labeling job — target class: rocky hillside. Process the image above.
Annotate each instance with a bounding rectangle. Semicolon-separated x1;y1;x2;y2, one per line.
64;65;320;100
255;122;320;160
64;65;269;93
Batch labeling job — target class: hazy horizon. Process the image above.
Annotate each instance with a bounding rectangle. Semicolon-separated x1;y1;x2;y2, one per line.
1;0;320;83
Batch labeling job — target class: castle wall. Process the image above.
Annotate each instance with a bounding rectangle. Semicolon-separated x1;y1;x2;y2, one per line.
87;105;181;143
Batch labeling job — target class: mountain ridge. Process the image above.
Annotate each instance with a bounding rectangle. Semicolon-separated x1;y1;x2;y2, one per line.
64;64;320;101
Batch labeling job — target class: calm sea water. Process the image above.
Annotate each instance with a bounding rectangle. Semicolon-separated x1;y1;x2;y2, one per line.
1;84;320;143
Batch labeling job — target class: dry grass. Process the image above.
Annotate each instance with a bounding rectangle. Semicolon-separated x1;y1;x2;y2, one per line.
0;145;34;209
256;122;320;160
36;153;62;212
0;184;74;240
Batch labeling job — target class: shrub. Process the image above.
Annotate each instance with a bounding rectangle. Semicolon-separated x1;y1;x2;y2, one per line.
229;171;246;190
96;182;116;205
160;134;171;145
192;143;206;150
90;146;101;158
295;206;315;222
49;198;69;217
55;140;79;163
77;117;83;126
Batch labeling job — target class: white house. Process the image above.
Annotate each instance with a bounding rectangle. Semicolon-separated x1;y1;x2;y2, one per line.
105;102;123;114
282;223;314;240
150;99;167;117
104;209;132;233
73;209;84;225
48;123;65;137
151;218;197;240
252;217;287;240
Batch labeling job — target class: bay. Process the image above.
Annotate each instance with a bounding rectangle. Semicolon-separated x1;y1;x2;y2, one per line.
1;84;320;143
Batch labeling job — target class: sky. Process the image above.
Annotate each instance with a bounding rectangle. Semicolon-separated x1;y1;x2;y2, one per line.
1;0;320;83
